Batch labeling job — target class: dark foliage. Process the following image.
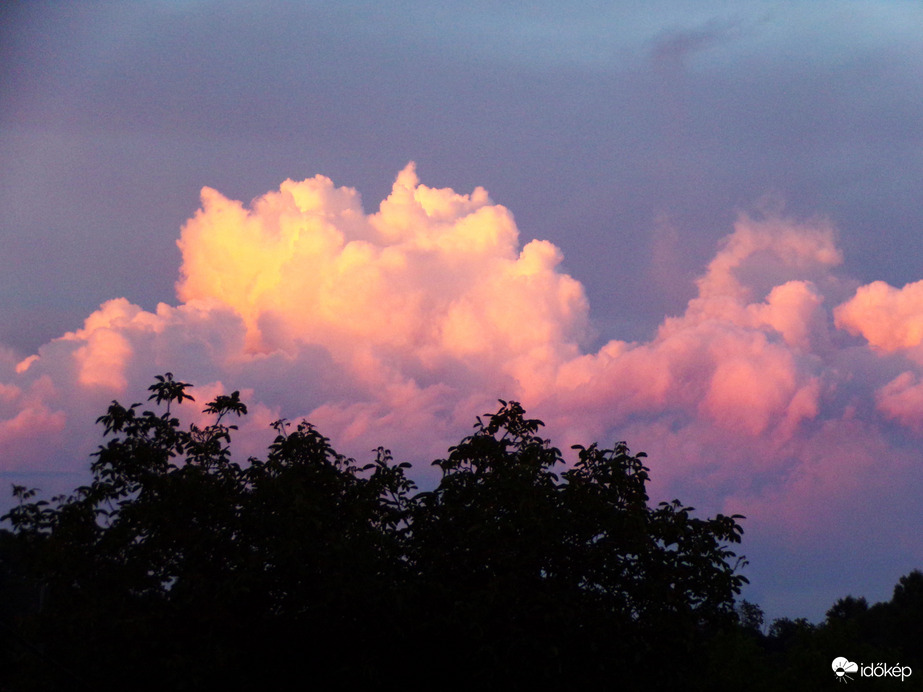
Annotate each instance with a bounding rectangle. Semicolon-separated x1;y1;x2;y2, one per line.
704;576;923;692
4;376;916;689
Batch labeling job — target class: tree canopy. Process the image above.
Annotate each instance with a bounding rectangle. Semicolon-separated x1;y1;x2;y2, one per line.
0;375;918;689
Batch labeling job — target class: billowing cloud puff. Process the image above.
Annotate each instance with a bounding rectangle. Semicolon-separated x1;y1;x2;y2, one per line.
835;279;923;354
176;164;587;396
834;280;923;431
544;214;835;450
2;166;923;619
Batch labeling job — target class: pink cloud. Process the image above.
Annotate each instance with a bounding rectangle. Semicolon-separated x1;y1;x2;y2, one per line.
876;371;923;433
835;279;923;354
2;166;923;608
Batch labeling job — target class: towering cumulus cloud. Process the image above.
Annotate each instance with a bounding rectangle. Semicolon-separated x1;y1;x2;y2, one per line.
2;165;922;615
175;164;588;398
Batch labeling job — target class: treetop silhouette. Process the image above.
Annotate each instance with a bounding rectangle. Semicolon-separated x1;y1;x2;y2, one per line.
1;375;749;689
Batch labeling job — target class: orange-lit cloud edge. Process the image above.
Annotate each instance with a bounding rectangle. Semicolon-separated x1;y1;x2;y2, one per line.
3;164;922;581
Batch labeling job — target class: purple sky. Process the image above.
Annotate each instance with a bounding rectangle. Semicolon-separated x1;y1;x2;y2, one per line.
3;1;923;623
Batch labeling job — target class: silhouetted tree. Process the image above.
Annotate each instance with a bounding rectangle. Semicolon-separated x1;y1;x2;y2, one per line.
1;377;752;689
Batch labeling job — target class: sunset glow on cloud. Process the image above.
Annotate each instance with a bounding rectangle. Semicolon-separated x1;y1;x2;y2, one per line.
836;280;923;354
2;165;923;619
5;0;923;640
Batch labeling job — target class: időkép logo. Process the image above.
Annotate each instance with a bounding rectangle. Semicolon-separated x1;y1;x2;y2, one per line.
832;657;912;683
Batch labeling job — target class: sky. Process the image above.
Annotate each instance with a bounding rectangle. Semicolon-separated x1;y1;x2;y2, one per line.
2;0;923;623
